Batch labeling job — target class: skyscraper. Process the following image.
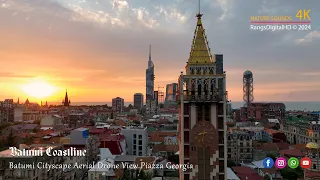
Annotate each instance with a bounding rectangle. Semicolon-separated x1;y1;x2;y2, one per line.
134;93;144;109
165;83;178;102
146;45;155;115
177;4;227;180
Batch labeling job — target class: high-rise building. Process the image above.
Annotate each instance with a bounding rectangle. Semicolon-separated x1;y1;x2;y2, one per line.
165;83;178;102
146;45;155;115
177;6;227;180
134;93;144;109
112;97;124;112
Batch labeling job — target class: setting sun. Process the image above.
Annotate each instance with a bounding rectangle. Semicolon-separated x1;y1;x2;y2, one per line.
22;78;56;99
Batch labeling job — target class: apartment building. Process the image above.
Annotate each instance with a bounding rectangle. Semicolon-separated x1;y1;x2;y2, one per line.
121;126;148;156
227;130;253;164
0;144;64;180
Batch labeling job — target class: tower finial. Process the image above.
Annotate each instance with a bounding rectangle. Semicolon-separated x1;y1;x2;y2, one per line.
198;0;200;15
196;0;202;18
149;45;151;60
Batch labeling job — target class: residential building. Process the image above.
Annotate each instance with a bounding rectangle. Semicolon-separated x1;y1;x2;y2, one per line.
121;126;148;156
227;130;253;163
0;144;64;180
240;102;285;122
112;97;124;112
177;8;227;179
70;128;89;145
0;99;14;123
165;83;178;102
134;93;144;109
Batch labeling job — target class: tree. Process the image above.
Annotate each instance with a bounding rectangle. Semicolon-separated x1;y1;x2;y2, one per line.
227;160;236;167
85;135;100;165
168;155;179;164
280;166;303;180
138;170;146;179
264;174;271;180
6;129;15;147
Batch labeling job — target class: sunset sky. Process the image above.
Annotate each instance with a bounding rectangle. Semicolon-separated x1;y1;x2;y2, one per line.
0;0;319;103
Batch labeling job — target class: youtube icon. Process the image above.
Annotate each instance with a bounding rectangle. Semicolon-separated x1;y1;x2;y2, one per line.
300;157;312;169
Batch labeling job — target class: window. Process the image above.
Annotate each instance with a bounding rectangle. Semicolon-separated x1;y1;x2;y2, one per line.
139;135;142;139
139;146;142;150
139;140;142;145
139;152;142;156
133;151;136;155
133;145;136;149
133;140;136;144
134;134;137;138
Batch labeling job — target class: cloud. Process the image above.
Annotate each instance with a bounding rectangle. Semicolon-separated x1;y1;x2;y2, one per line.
294;31;320;44
0;72;33;79
0;0;320;101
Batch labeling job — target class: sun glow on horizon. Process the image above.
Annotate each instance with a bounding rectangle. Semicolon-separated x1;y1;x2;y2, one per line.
22;78;57;99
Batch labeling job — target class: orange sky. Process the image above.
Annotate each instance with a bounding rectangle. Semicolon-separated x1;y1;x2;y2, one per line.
0;0;319;103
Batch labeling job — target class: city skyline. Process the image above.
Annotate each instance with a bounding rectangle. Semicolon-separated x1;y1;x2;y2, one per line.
1;0;320;102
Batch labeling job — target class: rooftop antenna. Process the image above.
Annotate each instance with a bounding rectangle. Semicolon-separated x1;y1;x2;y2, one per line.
196;0;203;18
198;0;200;15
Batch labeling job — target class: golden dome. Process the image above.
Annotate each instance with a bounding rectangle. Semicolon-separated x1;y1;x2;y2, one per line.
306;142;320;149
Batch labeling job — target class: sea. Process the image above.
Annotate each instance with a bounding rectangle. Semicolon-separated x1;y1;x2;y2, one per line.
48;101;320;111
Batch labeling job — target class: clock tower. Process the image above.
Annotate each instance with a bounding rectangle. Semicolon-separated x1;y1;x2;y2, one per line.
177;1;227;179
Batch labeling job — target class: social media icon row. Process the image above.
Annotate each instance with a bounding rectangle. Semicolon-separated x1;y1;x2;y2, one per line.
263;157;311;169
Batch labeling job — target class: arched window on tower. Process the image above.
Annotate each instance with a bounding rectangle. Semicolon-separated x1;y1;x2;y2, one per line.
204;79;208;95
197;69;201;75
198;83;202;95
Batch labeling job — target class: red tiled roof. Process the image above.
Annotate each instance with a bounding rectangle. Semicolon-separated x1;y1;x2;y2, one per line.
305;169;320;178
260;167;278;174
264;128;280;134
232;166;256;175
33;129;55;138
255;143;279;151
149;131;177;142
89;128;107;134
237;174;264;180
291;144;307;152
152;144;179;152
276;142;290;150
280;149;304;157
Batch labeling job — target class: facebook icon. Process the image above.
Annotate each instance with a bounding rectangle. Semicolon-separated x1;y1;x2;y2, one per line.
263;157;274;168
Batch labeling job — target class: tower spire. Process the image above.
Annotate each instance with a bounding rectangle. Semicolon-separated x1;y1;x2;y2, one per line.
196;0;202;18
198;0;200;15
149;45;151;60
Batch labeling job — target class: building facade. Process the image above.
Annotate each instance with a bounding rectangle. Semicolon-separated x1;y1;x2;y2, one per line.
177;10;227;180
165;83;178;102
112;97;124;112
0;99;14;123
121;127;148;156
227;130;253;164
0;144;64;180
134;93;144;109
240;102;285;122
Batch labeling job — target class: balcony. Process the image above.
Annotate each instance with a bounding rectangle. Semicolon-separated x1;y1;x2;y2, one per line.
182;94;221;102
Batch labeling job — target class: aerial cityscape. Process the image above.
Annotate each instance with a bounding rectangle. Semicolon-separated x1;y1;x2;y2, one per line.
0;0;319;180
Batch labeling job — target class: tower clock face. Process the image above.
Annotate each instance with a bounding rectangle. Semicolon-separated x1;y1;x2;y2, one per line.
191;120;217;147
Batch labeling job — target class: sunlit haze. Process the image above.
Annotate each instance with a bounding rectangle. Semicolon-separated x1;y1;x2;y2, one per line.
0;0;319;103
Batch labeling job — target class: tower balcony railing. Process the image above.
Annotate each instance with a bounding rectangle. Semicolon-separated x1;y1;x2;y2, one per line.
183;94;222;102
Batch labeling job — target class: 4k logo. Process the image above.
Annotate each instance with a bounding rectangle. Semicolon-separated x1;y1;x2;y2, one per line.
296;9;311;20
